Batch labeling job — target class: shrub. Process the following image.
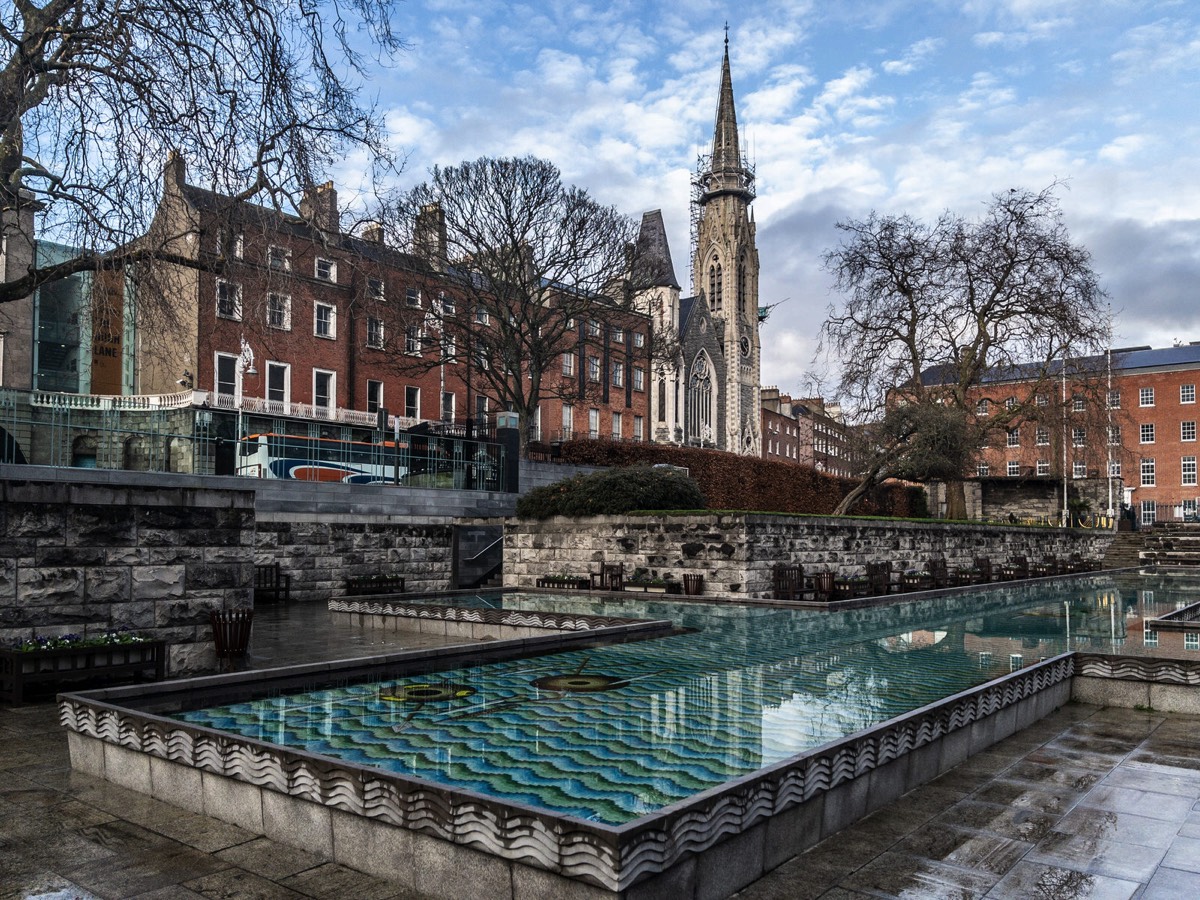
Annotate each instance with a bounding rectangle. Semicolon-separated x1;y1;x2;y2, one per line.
516;465;706;519
557;439;923;517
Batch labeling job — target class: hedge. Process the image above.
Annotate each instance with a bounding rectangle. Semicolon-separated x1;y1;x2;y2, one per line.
516;465;706;519
558;439;925;518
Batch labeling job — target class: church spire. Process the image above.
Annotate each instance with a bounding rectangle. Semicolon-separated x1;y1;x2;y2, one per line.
699;31;754;203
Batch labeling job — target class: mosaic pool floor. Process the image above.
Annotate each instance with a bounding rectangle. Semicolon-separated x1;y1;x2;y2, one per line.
177;573;1188;825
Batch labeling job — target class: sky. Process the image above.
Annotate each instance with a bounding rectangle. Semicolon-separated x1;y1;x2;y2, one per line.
355;0;1200;398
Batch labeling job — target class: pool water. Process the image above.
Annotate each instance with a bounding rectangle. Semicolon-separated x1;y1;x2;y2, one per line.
176;574;1168;825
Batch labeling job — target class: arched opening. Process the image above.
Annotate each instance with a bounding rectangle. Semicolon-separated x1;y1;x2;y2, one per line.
687;352;715;445
708;260;722;312
71;435;97;468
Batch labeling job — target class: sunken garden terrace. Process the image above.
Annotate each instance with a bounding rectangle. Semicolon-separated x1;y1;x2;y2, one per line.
505;513;1115;601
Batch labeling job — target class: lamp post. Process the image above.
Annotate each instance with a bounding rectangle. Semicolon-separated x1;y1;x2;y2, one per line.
235;336;257;470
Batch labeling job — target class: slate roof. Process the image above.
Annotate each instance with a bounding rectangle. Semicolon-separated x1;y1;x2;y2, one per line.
921;344;1200;387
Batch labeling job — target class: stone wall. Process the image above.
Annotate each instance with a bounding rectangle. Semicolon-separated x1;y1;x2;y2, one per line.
505;513;1116;599
256;515;454;601
0;473;254;674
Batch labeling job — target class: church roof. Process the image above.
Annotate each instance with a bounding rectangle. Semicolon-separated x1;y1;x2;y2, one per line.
636;210;680;289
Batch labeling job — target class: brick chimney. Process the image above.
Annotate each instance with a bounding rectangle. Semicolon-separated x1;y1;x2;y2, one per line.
162;150;186;193
361;221;385;244
414;202;447;271
300;181;339;233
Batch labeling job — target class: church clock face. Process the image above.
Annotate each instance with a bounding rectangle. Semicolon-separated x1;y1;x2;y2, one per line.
739;335;751;358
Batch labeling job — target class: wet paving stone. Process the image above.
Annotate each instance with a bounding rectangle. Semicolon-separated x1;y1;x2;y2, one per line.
984;861;1140;899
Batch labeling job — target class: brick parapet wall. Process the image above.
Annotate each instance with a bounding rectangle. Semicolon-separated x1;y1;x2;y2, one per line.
505;514;1116;599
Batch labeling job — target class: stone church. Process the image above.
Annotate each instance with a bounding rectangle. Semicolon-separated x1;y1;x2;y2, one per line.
637;37;762;455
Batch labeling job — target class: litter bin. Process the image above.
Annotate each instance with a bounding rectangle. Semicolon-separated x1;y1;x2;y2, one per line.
210;609;254;671
682;574;704;595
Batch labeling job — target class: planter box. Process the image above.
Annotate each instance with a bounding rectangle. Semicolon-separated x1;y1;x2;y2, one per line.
345;576;406;596
625;584;669;594
535;577;591;590
0;641;167;705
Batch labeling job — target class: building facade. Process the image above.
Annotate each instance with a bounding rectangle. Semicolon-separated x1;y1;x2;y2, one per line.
760;388;853;477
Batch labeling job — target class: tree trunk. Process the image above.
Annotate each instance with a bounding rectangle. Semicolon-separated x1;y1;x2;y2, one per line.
945;479;968;519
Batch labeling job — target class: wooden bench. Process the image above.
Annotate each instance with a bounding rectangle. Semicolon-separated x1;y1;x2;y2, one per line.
254;563;292;603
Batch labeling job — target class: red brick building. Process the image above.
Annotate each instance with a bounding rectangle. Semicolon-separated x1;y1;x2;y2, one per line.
132;156;651;445
967;344;1200;524
760;388;852;477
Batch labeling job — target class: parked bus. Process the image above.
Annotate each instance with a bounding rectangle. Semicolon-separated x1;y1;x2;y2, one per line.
236;433;405;483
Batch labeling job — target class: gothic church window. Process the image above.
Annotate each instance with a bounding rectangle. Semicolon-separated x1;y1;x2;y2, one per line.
688;352;715;444
708;261;722;312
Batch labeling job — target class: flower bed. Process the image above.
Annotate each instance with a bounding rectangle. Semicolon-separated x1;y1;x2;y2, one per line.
1;631;166;704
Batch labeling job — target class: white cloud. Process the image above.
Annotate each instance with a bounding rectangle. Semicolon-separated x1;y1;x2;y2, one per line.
881;37;943;75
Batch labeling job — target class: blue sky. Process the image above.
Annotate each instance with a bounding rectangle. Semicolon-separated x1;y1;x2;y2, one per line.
354;0;1200;395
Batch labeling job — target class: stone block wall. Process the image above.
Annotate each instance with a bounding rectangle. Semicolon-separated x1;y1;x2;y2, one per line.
255;515;454;601
505;513;1115;600
0;475;254;673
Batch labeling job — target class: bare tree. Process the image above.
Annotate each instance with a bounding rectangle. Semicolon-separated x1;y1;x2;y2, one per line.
0;0;404;308
823;185;1111;517
385;156;657;449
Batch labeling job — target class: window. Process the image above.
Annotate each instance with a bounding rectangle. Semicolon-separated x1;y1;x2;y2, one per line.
612;361;624;388
443;334;457;362
1144;628;1159;648
611;412;622;439
267;293;290;330
587;319;601;338
562;353;575;377
1009;654;1024;672
1141;423;1155;444
405;326;422;354
1107;390;1120;408
215;353;237;397
587;356;601;382
405;287;420;307
366;380;383;414
634;415;644;441
1109;460;1122;478
1005;396;1017;411
1007;428;1020;448
565;317;576;330
1037;459;1050;476
216;280;242;320
562;403;574;438
440;292;456;315
474;344;489;370
266;362;289;404
367;317;384;349
1141;457;1156;487
1183;385;1196;404
612;327;624;344
1073;461;1087;479
1140;387;1155;407
368;278;385;302
404;386;420;419
1141;499;1157;525
1072;395;1085;412
441;391;455;422
474;395;488;424
977;463;990;477
216;228;244;259
475;306;489;325
1072;427;1086;447
315;302;336;339
633;367;645;391
313;370;334;409
1007;460;1020;477
633;332;645;348
1184;421;1197;442
1186;633;1199;651
1184;456;1197;486
267;245;290;271
314;257;336;282
975;398;990;416
1036;427;1050;446
1036;394;1049;408
978;652;993;670
1109;425;1121;445
588;408;599;439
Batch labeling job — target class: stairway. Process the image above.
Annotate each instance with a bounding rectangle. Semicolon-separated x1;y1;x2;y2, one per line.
1138;523;1200;567
1102;531;1146;569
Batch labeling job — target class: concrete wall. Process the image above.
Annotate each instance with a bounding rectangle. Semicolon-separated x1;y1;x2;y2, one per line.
505;513;1115;599
0;471;254;674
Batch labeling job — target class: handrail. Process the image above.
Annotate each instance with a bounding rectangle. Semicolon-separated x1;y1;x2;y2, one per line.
465;535;504;562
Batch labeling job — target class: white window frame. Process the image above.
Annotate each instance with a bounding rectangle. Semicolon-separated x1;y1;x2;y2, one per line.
368;278;386;302
562;403;574;438
588;408;599;439
1141;499;1157;525
314;302;337;339
1144;628;1158;647
1072;427;1086;447
1109;460;1122;478
1036;459;1050;476
1184;421;1197;442
404;385;420;419
1140;386;1155;407
267;244;291;271
587;356;601;382
367;317;385;349
1107;390;1120;408
313;369;335;410
314;257;337;282
1183;384;1196;404
977;463;990;477
266;292;291;331
216;279;242;321
1007;428;1020;448
1184;456;1197;487
611;411;622;439
633;367;645;392
633;331;645;348
215;352;238;397
1073;461;1087;479
634;415;644;441
1036;427;1050;446
1007;460;1020;477
266;361;290;405
612;361;624;388
405;325;422;355
1141;423;1155;444
1185;633;1199;651
406;287;421;307
441;391;455;422
1072;395;1085;412
366;379;383;415
1141;457;1156;487
562;353;575;377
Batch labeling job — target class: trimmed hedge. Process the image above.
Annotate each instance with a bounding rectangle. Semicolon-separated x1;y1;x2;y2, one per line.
558;440;925;518
516;465;707;519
